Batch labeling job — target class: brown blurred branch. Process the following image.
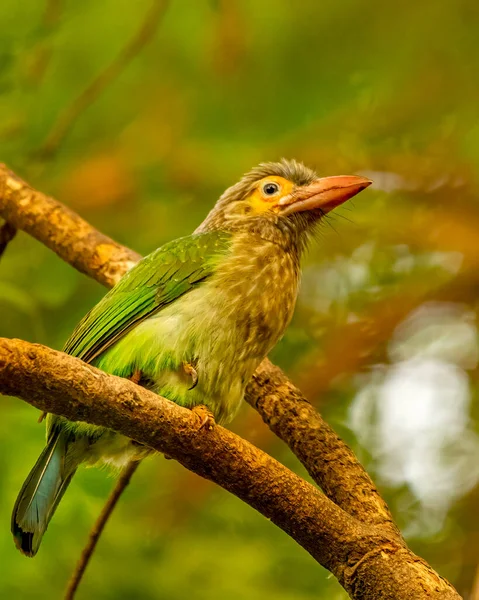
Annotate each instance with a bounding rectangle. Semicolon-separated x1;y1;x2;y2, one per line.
26;0;64;87
0;166;461;599
296;269;479;403
0;221;17;259
44;0;63;28
36;0;169;158
64;460;140;600
470;563;479;600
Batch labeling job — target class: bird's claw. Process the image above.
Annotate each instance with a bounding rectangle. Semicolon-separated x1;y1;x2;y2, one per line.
183;361;198;390
129;369;142;385
192;405;215;431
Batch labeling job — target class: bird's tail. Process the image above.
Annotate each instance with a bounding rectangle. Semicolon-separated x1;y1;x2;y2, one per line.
11;429;77;557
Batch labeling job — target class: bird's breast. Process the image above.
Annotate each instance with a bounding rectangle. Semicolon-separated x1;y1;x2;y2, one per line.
107;237;301;424
207;236;300;361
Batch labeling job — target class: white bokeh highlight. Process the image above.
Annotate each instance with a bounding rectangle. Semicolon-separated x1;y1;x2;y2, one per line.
349;303;479;535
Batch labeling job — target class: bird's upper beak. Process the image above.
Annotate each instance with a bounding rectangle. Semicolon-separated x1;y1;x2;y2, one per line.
277;175;372;216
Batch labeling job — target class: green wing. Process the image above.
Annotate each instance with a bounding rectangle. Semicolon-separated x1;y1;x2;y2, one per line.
63;231;232;363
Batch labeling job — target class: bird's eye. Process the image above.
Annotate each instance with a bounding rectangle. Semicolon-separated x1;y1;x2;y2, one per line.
262;182;280;196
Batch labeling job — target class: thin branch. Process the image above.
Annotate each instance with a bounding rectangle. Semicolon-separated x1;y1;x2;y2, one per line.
64;461;140;600
44;0;63;28
296;267;479;402
36;0;169;158
0;221;17;259
0;338;460;599
26;0;64;87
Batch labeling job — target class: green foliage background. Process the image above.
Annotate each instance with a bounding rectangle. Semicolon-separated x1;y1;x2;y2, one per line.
1;0;479;598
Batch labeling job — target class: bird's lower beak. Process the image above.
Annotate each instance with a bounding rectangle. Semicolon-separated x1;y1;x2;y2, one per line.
278;175;372;215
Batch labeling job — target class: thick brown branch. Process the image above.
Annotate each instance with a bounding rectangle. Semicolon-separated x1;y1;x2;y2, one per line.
0;165;140;286
0;338;459;599
0;339;372;575
246;359;402;540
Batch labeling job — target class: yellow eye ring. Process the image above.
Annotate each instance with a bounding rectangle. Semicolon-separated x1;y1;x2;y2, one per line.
262;182;280;196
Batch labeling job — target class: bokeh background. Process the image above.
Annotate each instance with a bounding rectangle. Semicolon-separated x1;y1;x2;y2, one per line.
1;0;479;598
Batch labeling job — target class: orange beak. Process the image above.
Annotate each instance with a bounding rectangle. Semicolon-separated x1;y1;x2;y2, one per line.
278;175;372;215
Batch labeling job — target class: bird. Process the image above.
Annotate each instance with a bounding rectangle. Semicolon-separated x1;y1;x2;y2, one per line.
11;159;371;556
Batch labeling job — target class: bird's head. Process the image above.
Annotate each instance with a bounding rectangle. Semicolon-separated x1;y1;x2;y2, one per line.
197;159;371;250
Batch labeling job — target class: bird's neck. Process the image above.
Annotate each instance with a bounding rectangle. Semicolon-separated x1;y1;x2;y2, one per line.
197;211;312;258
228;230;302;271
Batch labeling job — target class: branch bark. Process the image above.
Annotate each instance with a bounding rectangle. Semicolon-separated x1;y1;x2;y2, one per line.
246;359;401;539
0;164;140;286
0;165;462;599
0;338;457;598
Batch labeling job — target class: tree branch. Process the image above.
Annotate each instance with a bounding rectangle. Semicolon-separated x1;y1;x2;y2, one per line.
0;220;17;259
0;339;372;573
64;461;140;600
0;164;140;286
0;338;458;599
245;359;402;540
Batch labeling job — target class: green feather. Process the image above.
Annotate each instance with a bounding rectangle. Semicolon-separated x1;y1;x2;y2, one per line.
64;231;232;362
11;231;233;556
11;428;77;557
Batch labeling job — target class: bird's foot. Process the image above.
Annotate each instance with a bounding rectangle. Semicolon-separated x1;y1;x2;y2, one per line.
191;404;215;431
37;411;46;423
129;369;142;385
183;361;198;390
